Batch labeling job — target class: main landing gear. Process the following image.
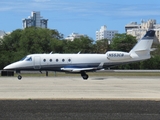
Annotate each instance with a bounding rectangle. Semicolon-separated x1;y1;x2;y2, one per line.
81;71;89;80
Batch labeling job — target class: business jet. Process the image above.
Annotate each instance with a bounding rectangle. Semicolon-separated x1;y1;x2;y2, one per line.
3;30;155;80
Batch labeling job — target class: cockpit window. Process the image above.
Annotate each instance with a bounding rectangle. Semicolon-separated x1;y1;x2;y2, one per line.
20;57;26;61
26;57;32;61
20;56;32;61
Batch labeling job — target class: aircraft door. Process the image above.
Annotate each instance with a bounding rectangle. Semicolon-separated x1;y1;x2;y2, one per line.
34;56;41;69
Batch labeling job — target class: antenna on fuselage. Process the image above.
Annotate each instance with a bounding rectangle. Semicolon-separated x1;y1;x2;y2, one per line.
50;51;53;54
77;51;81;54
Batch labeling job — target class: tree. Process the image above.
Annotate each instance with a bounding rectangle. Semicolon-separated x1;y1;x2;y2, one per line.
0;29;24;68
140;55;160;69
110;33;137;52
94;39;109;53
50;39;64;53
0;27;64;69
63;36;94;53
109;33;140;69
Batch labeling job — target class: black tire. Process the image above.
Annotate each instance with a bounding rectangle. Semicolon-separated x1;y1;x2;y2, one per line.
18;75;22;80
81;71;89;80
82;74;88;80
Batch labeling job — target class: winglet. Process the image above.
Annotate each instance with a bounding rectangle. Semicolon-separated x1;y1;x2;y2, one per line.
150;48;156;51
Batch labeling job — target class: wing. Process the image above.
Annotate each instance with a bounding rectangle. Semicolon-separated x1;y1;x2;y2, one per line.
61;62;104;72
61;67;96;72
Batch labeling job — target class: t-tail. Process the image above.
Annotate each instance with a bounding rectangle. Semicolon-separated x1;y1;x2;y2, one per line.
129;30;155;61
106;30;155;62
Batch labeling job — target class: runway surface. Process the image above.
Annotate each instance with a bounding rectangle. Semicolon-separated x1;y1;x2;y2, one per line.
0;76;160;119
0;100;160;120
0;76;160;99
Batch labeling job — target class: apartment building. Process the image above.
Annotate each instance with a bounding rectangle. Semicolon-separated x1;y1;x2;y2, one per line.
0;30;6;38
125;19;160;43
65;33;87;41
22;11;48;29
96;25;118;44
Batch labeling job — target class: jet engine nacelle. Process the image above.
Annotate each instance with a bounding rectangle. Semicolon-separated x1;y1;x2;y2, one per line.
106;51;131;61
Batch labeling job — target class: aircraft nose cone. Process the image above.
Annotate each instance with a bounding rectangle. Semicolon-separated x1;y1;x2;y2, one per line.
3;63;17;70
3;65;11;70
3;61;22;70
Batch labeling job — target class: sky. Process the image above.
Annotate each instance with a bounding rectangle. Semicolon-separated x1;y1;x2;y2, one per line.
1;0;160;40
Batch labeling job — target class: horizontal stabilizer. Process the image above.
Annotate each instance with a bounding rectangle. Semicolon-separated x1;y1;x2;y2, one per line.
150;48;156;51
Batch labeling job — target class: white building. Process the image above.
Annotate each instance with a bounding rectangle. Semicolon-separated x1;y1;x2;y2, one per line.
0;30;10;39
125;19;160;43
96;25;118;42
65;33;87;41
22;11;48;29
0;30;6;38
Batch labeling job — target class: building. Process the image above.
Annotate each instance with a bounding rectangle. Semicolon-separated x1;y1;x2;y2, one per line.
22;11;48;29
96;25;118;44
65;33;87;41
0;30;10;39
125;19;160;43
0;30;6;38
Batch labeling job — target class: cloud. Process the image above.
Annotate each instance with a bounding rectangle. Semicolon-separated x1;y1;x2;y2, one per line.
1;0;160;19
0;6;12;11
117;4;160;17
33;0;51;2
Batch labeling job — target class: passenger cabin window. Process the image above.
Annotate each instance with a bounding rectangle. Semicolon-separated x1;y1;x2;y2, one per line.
62;59;65;62
50;59;52;62
68;59;71;62
43;59;46;62
56;59;58;62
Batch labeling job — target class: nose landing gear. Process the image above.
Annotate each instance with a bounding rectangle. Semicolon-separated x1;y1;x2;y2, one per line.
18;75;22;80
16;70;22;80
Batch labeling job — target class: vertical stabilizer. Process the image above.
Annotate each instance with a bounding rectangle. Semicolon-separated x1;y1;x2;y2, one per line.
129;30;155;60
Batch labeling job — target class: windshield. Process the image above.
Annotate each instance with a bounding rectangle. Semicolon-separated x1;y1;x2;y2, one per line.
20;56;32;61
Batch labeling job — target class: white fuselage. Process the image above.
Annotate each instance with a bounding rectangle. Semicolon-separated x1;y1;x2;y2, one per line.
3;51;147;72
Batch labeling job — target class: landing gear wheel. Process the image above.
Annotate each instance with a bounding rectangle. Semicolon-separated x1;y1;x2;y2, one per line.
18;75;22;80
81;71;89;80
82;74;88;80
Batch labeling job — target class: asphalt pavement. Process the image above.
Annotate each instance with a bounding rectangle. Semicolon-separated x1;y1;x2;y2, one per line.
0;76;160;120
